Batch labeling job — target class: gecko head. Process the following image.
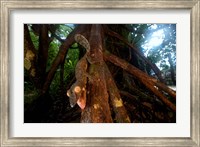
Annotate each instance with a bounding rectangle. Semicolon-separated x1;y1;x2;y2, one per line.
67;89;77;107
66;90;71;97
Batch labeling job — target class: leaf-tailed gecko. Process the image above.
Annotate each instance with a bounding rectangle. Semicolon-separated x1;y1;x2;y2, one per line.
66;34;90;109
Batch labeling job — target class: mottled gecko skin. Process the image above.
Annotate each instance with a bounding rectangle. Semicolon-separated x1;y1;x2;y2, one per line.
74;34;90;52
75;34;103;64
67;34;89;109
67;55;88;109
67;33;103;109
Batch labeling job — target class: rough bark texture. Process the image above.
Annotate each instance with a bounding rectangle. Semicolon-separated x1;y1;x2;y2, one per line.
37;25;50;88
104;63;131;123
81;25;113;122
103;50;176;111
81;63;113;123
103;25;165;83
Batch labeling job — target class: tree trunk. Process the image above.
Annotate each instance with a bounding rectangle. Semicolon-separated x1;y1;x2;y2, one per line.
37;25;50;88
81;25;113;122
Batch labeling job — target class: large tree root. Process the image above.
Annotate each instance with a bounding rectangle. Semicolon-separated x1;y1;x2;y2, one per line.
103;50;176;111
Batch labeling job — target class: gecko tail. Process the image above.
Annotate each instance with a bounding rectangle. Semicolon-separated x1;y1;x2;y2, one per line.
74;34;90;52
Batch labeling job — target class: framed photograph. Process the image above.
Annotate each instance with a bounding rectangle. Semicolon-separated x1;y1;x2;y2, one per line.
1;0;199;146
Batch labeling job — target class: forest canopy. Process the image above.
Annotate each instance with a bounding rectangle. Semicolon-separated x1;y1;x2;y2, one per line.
24;24;176;123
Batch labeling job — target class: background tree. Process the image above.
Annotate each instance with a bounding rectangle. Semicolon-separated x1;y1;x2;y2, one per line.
24;24;176;123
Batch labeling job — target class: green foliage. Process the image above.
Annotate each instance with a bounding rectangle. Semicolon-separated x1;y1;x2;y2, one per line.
25;24;79;96
46;39;60;72
128;24;176;84
64;48;79;79
130;24;150;48
46;24;77;90
49;71;60;94
28;26;39;49
49;46;79;94
56;24;73;39
24;80;39;111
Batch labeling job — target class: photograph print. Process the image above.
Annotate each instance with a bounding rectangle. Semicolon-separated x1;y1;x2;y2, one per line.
24;24;176;123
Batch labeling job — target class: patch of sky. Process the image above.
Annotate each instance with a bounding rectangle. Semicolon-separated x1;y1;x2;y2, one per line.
142;28;165;57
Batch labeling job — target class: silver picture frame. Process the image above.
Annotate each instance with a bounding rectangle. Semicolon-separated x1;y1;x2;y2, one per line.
0;0;199;146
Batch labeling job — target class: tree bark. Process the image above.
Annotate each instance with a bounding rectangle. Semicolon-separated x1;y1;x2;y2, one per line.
37;25;50;88
103;50;176;111
104;63;131;123
81;25;113;122
104;25;165;83
81;63;113;123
